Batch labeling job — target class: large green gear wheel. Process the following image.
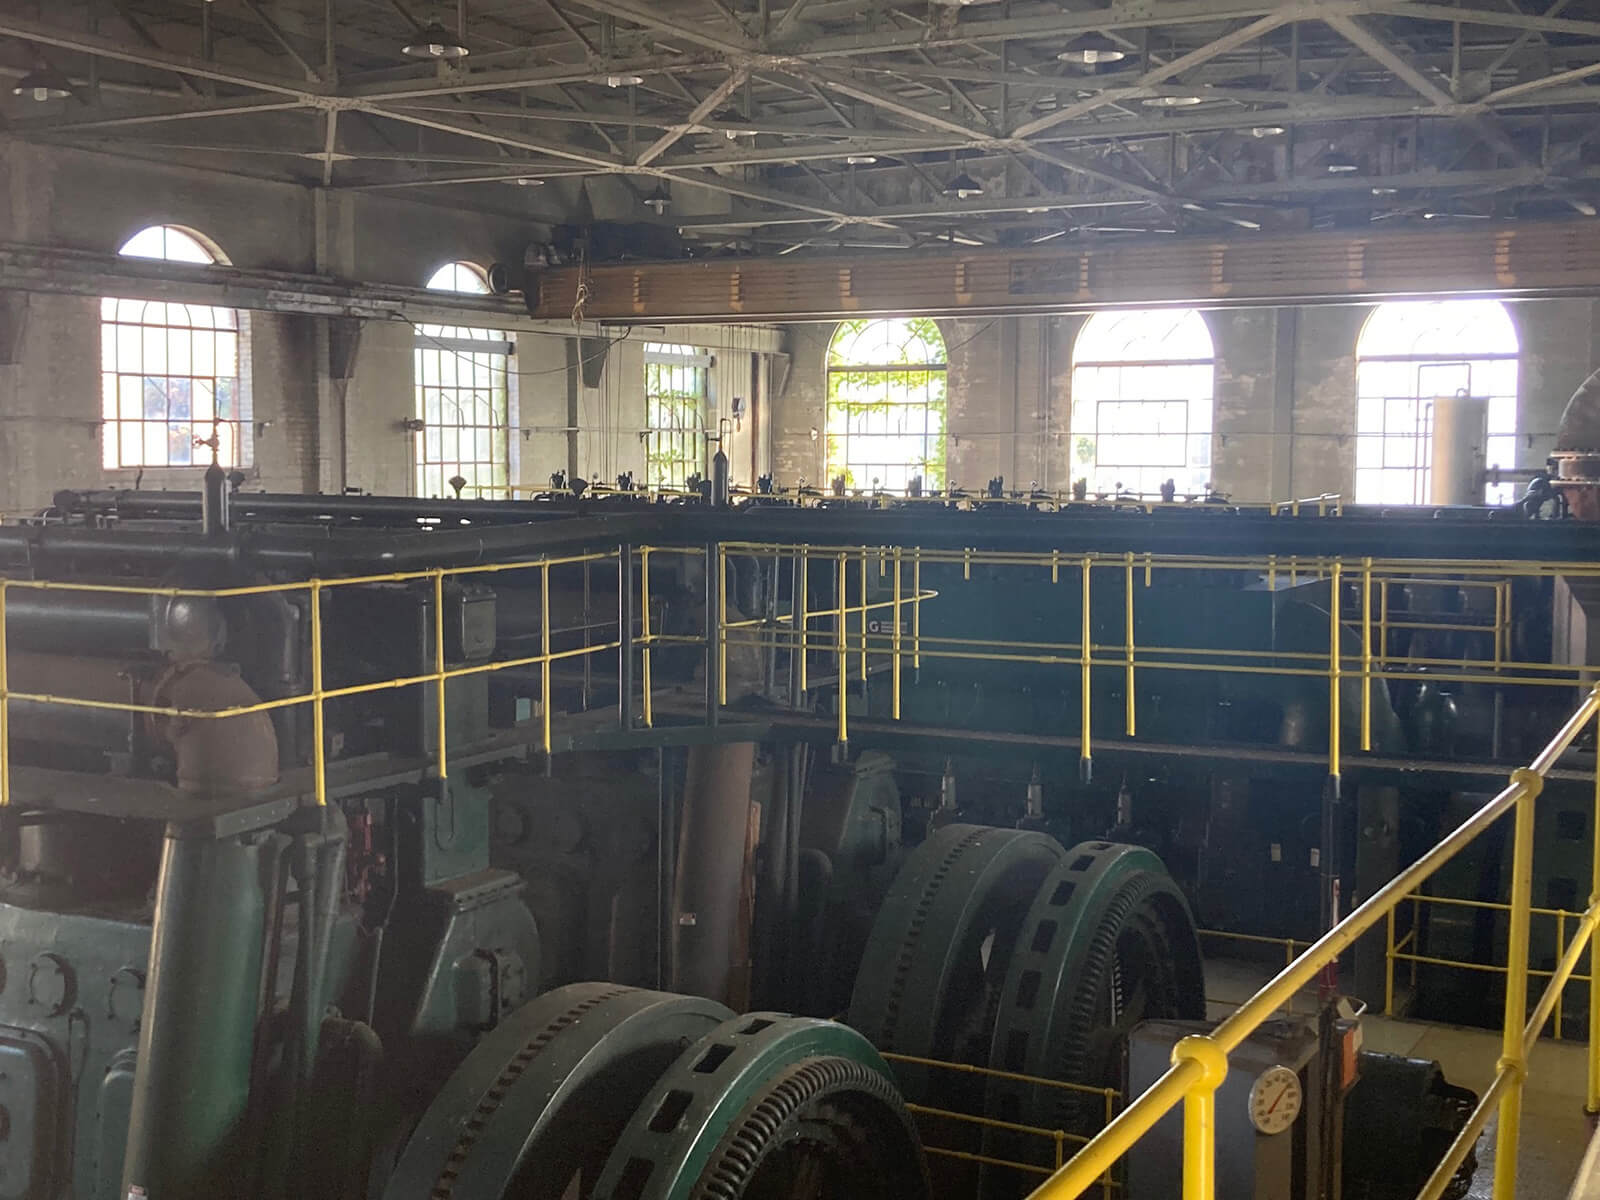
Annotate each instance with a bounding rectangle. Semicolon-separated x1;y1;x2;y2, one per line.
846;824;1065;1104
590;1013;929;1200
979;841;1205;1197
385;982;732;1200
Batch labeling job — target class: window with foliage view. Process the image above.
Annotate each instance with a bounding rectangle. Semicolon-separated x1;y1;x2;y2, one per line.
826;318;947;492
1355;300;1519;505
101;225;251;469
415;262;512;499
1071;309;1214;498
644;343;710;489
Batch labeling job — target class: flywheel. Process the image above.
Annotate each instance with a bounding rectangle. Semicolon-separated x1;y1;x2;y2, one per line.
589;1012;930;1200
384;982;732;1200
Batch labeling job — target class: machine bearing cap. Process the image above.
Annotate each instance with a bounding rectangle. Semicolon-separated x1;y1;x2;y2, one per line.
590;1013;928;1200
979;841;1205;1196
385;982;732;1200
846;824;1065;1104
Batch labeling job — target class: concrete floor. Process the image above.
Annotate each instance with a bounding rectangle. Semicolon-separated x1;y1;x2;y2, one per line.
1205;956;1597;1199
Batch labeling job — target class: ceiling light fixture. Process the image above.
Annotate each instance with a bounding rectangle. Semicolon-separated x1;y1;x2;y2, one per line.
604;73;644;88
507;176;545;187
644;183;671;215
1324;151;1360;174
1141;94;1203;108
1248;125;1285;138
943;171;985;199
1058;33;1127;65
845;154;879;166
1370;185;1398;196
403;20;469;59
12;65;72;101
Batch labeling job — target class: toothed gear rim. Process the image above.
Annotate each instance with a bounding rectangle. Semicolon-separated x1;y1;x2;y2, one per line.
978;842;1204;1199
590;1014;917;1200
383;983;732;1200
846;824;1064;1105
690;1056;930;1200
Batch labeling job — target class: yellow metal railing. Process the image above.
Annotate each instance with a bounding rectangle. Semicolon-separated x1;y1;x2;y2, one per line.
878;1051;1120;1198
1024;686;1600;1200
0;551;623;809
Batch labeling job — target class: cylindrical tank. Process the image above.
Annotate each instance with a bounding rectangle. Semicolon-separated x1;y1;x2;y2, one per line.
1430;391;1488;505
671;742;756;1004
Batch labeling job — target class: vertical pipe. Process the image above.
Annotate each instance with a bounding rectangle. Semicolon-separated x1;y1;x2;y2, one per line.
1380;580;1390;666
641;548;654;729
540;563;552;754
1361;557;1373;753
912;554;922;674
1324;561;1344;942
707;543;721;727
892;549;903;722
582;557;592;712
797;550;809;694
619;544;635;731
310;581;326;807
1329;560;1343;782
836;554;848;746
1080;556;1093;783
1124;551;1136;738
1494;771;1541;1197
718;546;728;707
432;570;448;782
1557;910;1568;1038
122;830;270;1200
671;742;756;1003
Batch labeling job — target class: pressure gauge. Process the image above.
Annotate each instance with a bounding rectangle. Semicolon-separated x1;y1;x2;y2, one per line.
1247;1065;1303;1135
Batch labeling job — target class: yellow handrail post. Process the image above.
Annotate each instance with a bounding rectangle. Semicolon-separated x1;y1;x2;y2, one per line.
1494;581;1505;671
1379;579;1390;667
540;562;552;754
0;578;10;809
859;550;869;683
912;552;922;671
310;580;327;807
836;553;848;746
1175;1036;1227;1200
641;548;654;729
1124;552;1136;738
1361;557;1373;752
433;569;448;783
1328;559;1343;786
1557;909;1568;1038
797;549;809;694
1385;907;1396;1017
1081;556;1093;784
892;548;903;722
1588;729;1600;1111
1100;1089;1115;1200
1494;767;1543;1198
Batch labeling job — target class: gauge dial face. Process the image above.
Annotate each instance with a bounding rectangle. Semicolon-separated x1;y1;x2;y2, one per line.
1247;1065;1302;1135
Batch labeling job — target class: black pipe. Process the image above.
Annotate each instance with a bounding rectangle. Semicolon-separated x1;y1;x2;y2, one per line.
619;543;635;731
202;463;230;536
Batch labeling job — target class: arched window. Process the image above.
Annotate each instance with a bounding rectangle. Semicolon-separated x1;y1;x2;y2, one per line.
1071;309;1214;498
415;261;512;499
826;318;947;492
644;342;711;489
1355;300;1519;505
101;225;250;469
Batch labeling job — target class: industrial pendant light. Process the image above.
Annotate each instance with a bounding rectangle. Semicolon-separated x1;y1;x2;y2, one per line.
1058;33;1126;65
403;19;469;59
943;171;985;199
644;183;671;215
12;64;72;101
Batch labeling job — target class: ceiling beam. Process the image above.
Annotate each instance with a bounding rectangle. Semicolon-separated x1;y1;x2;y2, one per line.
563;0;759;54
634;68;749;166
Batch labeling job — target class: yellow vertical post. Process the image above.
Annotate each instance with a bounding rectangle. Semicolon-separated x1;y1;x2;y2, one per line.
912;554;922;671
1504;580;1515;666
1361;557;1373;753
718;545;728;706
433;570;449;782
1101;1089;1115;1200
1183;1081;1218;1200
1124;552;1136;737
964;547;972;581
311;580;327;807
1557;910;1568;1038
1267;554;1277;593
1379;580;1390;667
1329;560;1343;783
836;554;848;746
641;548;654;729
541;562;552;753
859;550;869;683
892;549;903;721
1385;907;1396;1016
1494;582;1506;671
1051;549;1060;584
0;580;9;809
1081;556;1093;779
1495;768;1542;1198
1589;730;1600;1111
797;550;809;693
